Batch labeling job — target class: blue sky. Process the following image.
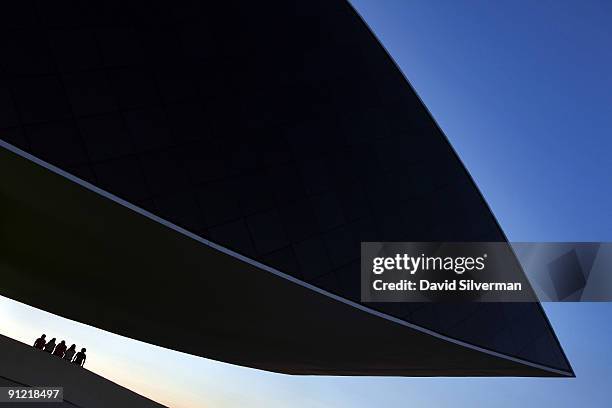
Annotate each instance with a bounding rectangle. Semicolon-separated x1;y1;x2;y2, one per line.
348;1;612;406
350;0;612;242
1;1;612;406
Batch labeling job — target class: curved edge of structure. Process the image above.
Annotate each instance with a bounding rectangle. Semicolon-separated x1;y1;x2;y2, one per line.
342;0;573;376
0;139;574;377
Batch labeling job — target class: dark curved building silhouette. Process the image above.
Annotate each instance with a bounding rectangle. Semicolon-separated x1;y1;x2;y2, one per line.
0;0;572;376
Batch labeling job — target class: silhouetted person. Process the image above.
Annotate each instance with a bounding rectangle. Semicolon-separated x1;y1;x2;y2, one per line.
33;334;46;350
53;340;67;358
63;344;77;362
73;348;86;367
43;338;56;353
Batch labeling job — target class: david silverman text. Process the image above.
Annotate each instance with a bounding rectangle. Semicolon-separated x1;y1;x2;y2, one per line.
372;279;522;292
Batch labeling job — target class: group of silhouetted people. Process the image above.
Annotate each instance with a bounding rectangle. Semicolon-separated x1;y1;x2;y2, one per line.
33;334;86;367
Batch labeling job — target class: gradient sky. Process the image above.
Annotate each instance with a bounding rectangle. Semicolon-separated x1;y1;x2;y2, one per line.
1;1;612;407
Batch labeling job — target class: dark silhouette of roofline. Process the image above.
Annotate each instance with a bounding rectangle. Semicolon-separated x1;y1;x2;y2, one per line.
344;0;573;376
0;140;573;377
